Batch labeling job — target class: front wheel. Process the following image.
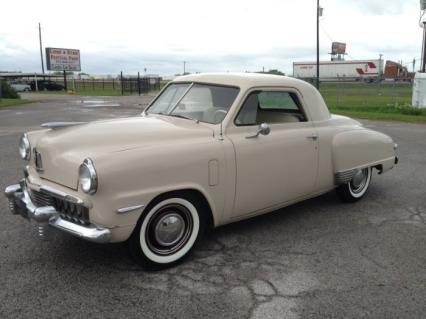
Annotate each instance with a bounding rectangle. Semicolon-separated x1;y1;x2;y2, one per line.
336;167;372;203
128;194;205;269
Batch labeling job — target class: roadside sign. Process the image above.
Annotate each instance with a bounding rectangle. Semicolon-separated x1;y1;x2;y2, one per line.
45;48;81;71
331;42;347;55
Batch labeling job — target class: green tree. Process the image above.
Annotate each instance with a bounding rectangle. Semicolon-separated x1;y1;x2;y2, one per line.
260;69;285;76
0;81;19;99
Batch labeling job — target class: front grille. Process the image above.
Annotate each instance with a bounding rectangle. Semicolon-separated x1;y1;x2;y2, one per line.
53;198;90;225
29;188;90;225
28;188;55;206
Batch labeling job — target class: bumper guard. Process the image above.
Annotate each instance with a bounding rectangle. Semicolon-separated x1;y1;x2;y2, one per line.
4;182;111;243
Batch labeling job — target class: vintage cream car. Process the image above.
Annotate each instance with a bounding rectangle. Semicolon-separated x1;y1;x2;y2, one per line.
5;73;398;268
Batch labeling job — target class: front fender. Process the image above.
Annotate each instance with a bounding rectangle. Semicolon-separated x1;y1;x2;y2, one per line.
88;139;225;238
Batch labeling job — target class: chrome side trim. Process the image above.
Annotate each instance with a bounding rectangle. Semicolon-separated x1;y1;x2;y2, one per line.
116;204;144;214
50;217;111;243
41;122;86;130
335;169;357;185
39;185;85;206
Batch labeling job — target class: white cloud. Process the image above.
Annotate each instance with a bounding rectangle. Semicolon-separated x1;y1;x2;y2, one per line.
0;0;423;75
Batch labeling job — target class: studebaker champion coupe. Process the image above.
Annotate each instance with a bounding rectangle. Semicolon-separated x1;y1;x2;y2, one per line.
5;73;398;268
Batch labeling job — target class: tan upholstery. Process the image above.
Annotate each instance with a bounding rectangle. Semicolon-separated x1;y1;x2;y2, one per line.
256;111;300;124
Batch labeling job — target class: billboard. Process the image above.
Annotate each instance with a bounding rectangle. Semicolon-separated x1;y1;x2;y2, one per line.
46;48;81;71
331;42;346;55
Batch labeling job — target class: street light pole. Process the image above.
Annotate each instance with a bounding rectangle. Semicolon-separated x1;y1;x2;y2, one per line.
412;1;426;108
183;61;186;75
38;23;45;75
316;0;320;90
377;53;383;95
422;22;426;72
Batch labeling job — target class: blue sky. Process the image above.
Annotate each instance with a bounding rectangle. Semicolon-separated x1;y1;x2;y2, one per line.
0;0;422;76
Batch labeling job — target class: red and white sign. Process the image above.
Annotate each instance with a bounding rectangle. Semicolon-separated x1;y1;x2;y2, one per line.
46;47;81;71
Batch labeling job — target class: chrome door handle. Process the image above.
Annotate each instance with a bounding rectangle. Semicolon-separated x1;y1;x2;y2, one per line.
307;134;318;141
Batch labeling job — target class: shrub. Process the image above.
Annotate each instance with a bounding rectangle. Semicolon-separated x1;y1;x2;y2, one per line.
396;105;424;116
0;81;19;99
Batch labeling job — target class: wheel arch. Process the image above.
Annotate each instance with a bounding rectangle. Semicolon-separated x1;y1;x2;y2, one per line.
139;188;215;230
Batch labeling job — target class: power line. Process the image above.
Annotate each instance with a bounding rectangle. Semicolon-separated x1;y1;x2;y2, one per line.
319;21;357;60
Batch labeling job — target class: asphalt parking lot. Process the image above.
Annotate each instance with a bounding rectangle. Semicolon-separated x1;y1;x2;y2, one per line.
1;93;425;319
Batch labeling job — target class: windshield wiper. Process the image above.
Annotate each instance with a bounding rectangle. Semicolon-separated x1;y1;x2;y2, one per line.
169;114;196;121
151;112;198;123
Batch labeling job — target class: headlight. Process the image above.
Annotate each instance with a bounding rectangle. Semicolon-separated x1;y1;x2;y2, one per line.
79;158;98;195
19;134;31;160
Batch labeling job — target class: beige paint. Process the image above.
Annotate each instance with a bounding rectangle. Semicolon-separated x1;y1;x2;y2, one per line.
24;73;396;242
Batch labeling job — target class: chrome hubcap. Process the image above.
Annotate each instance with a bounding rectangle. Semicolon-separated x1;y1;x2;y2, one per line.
146;204;193;256
154;214;185;246
350;168;369;193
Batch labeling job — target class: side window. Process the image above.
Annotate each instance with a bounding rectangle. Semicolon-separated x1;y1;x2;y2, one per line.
235;91;307;125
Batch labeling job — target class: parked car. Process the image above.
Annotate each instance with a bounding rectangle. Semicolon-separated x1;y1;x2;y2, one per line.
5;73;398;269
10;83;31;92
29;80;64;91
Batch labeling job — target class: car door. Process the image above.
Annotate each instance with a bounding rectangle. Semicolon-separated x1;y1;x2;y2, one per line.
226;88;318;218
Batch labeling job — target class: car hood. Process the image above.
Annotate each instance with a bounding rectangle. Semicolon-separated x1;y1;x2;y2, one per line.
32;115;215;189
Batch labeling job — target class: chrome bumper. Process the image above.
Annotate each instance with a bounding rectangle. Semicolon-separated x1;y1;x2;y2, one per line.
4;182;111;243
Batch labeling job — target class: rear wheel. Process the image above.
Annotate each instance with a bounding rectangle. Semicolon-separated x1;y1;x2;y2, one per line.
336;167;372;203
128;193;205;269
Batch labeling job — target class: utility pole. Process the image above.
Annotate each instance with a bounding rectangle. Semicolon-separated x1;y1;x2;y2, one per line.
183;61;186;75
422;21;426;72
412;1;426;108
413;58;416;72
316;0;321;90
377;53;383;94
38;23;45;75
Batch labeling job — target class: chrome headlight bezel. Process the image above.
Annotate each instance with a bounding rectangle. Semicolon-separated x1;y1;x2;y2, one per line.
19;133;31;161
79;158;98;195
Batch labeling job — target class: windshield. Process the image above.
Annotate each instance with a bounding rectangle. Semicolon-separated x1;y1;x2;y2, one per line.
147;83;240;124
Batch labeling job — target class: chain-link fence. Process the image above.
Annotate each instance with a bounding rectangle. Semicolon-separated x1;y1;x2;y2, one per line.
318;79;412;108
296;78;415;116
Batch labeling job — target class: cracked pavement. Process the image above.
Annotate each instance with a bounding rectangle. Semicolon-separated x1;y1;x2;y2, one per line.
0;94;425;318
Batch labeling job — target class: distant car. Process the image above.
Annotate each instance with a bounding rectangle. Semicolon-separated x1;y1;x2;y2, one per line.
29;80;64;91
5;73;398;269
10;83;31;92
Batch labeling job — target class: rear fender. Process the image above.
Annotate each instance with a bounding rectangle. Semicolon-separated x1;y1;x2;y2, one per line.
332;129;395;184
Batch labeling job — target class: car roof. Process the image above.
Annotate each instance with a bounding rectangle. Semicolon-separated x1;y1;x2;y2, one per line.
172;72;330;122
173;72;311;90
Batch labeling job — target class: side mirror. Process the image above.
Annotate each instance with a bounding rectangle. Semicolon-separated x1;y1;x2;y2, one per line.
246;123;271;139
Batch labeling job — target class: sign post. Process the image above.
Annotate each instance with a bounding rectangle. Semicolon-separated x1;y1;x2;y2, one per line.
63;70;68;90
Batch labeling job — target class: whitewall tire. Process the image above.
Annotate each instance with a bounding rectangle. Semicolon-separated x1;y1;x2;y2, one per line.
336;167;372;203
129;193;205;269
